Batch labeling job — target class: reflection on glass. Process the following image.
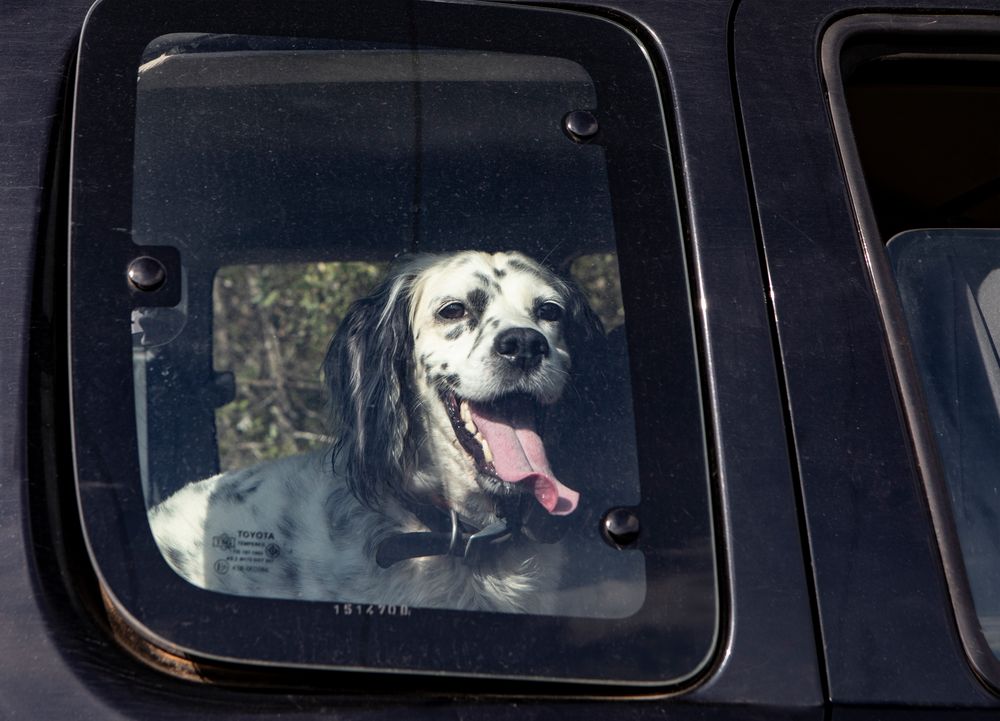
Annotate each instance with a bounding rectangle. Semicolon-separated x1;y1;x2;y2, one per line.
132;35;643;617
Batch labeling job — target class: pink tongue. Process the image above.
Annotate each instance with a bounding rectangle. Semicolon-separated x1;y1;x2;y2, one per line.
468;400;579;516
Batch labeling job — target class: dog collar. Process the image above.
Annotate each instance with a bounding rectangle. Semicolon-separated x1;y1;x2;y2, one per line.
374;505;515;569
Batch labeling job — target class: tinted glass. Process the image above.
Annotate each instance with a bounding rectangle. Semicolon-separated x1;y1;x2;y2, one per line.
890;229;1000;655
131;37;644;617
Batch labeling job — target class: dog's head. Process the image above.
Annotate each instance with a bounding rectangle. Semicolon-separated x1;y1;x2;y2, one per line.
327;251;604;526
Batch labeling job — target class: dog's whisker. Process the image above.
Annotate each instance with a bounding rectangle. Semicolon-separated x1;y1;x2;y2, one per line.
539;241;563;268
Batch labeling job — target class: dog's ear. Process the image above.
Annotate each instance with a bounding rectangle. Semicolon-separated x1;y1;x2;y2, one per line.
558;276;608;364
325;269;416;508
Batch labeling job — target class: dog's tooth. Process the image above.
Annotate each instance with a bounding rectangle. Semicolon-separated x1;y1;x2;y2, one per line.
460;400;477;434
476;432;494;463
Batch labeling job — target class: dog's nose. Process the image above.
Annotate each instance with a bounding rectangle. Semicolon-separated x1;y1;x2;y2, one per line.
493;327;549;370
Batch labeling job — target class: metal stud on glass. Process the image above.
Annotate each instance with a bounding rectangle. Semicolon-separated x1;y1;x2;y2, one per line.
127;256;167;292
601;507;640;548
562;109;599;143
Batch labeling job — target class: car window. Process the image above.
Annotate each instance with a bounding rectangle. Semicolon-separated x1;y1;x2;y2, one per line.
69;0;715;686
827;17;1000;688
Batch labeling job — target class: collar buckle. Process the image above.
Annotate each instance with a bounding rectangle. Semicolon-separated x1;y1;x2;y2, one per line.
375;503;518;569
461;519;514;566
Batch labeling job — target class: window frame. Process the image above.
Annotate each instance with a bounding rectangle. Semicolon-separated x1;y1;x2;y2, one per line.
822;12;1000;690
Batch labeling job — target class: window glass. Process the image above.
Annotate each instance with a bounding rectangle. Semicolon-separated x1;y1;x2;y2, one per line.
889;229;1000;655
70;0;715;684
845;55;1000;238
834;35;1000;684
131;36;644;617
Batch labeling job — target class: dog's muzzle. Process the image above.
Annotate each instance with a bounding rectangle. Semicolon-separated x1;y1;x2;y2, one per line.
443;391;580;516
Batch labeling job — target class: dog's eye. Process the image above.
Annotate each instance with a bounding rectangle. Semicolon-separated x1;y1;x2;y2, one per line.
438;301;467;320
536;301;564;322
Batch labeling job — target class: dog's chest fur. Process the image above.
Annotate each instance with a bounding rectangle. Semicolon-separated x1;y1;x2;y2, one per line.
149;451;556;612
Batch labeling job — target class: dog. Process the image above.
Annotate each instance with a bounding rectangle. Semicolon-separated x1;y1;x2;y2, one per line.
148;250;605;613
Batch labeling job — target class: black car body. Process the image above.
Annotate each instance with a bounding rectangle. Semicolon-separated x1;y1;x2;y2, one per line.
5;0;1000;717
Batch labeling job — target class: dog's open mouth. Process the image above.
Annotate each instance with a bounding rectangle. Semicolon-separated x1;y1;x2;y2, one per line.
442;392;579;516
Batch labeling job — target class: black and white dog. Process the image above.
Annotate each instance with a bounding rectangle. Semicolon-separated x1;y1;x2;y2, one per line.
149;250;604;612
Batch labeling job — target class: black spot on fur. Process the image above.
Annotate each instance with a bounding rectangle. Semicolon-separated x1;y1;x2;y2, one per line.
444;374;460;387
506;258;543;278
277;512;299;540
490;318;501;329
472;321;487;350
493;267;506;279
441;362;449;370
445;326;464;341
467;288;490;315
331;508;353;537
212;469;265;505
329;491;368;541
474;271;501;293
467;316;478;331
281;564;300;588
166;547;187;570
